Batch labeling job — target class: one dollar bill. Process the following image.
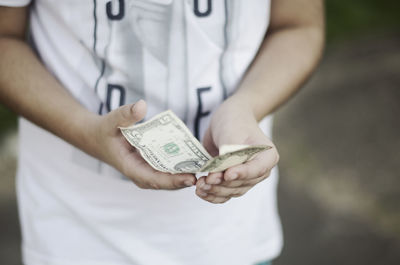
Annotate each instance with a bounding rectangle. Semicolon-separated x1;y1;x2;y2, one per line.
120;110;271;174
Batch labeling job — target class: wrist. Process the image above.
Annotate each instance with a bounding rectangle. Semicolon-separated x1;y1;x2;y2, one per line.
232;89;273;121
70;109;103;160
210;96;259;146
228;93;258;120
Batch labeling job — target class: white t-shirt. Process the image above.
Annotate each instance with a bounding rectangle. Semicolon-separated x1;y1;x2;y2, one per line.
3;0;282;264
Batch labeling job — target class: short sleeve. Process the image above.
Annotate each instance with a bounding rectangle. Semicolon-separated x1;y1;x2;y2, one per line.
0;0;31;7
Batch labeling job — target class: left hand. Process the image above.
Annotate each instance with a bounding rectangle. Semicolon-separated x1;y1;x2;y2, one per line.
195;95;280;203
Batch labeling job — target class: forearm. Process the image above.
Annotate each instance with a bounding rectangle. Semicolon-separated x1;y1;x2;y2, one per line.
234;24;325;121
0;37;99;155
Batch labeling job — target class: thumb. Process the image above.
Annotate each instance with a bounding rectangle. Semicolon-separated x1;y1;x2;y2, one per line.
111;99;147;128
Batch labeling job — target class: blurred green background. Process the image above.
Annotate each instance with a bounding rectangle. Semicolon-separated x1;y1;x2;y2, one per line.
0;105;15;137
325;0;400;42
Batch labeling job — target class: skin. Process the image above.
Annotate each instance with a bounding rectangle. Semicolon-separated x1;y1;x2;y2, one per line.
195;0;325;203
0;0;324;203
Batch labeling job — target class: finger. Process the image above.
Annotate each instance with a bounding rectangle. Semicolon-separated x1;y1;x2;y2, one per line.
218;171;270;188
205;172;223;185
123;152;196;190
224;147;278;181
111;99;147;128
144;171;196;190
196;176;210;191
195;189;231;204
202;184;252;198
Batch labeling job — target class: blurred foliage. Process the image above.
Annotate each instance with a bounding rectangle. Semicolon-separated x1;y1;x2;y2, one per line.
1;1;400;133
326;0;400;42
0;104;17;137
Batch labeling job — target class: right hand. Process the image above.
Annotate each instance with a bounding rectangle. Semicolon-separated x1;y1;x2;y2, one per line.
91;100;196;190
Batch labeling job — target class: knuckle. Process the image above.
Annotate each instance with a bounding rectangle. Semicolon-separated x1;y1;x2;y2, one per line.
209;187;226;197
208;187;227;196
216;197;230;204
148;181;161;190
207;198;216;204
233;188;248;197
174;178;185;189
249;178;259;186
196;188;208;198
259;164;270;176
247;177;260;186
256;172;270;184
223;198;231;203
239;170;246;180
208;185;217;194
205;194;216;202
120;105;131;120
231;192;243;197
134;181;149;190
257;167;267;178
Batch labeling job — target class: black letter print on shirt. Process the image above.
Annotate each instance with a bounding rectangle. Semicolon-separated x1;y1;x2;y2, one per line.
194;0;212;17
106;84;126;112
194;87;211;139
106;0;125;20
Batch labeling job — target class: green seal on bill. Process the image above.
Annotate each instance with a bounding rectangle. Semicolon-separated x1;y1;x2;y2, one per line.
163;142;180;155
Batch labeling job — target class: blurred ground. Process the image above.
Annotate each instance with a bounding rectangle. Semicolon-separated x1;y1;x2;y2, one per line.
0;33;399;264
0;131;20;264
274;32;400;265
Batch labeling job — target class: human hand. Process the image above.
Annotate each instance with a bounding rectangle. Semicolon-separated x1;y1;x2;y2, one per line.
195;96;279;203
91;100;196;189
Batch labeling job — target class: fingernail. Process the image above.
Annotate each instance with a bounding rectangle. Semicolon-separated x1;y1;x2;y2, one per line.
202;184;211;191
184;180;193;187
227;173;238;181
